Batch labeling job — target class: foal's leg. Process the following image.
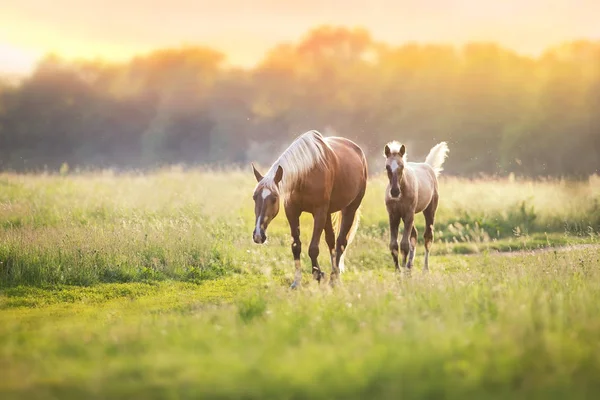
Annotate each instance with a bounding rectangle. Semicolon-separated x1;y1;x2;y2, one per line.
423;195;439;272
324;213;338;281
401;213;415;270
309;208;328;283
388;209;401;271
408;225;418;268
286;208;303;289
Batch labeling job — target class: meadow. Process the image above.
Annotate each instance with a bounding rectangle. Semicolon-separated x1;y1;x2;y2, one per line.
1;169;600;399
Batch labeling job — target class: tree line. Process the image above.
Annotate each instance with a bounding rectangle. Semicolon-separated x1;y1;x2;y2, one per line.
0;26;599;176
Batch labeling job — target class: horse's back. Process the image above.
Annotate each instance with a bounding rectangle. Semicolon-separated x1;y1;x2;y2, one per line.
325;137;368;210
408;162;439;213
325;137;367;175
409;162;438;182
326;137;366;161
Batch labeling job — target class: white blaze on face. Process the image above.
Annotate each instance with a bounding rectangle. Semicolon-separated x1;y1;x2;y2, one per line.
253;189;264;240
254;188;271;240
255;215;262;234
390;160;399;173
255;188;272;233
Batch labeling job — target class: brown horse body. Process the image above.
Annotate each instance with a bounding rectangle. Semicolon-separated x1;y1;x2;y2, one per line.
383;141;449;271
252;130;368;288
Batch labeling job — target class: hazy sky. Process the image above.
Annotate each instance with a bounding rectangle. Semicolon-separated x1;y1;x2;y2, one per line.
1;0;599;74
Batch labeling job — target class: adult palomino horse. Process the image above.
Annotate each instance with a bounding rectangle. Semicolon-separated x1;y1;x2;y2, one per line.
383;141;449;272
251;130;368;288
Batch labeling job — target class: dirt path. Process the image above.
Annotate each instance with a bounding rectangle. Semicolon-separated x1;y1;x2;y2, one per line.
485;243;600;257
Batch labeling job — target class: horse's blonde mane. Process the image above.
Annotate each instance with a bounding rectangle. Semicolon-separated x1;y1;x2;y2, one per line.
260;130;330;201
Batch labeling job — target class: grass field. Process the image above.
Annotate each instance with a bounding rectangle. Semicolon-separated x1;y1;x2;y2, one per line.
1;169;600;399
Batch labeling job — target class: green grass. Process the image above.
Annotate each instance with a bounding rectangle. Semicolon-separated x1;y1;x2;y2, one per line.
2;249;600;399
1;170;600;398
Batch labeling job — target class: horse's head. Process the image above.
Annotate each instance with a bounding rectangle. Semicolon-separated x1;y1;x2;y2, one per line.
383;141;406;199
251;163;283;244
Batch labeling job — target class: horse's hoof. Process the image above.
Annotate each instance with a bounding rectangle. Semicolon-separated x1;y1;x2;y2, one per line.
290;281;300;290
312;267;325;283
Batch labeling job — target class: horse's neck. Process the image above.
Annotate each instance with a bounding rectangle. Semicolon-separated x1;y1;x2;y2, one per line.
398;167;413;193
276;168;300;201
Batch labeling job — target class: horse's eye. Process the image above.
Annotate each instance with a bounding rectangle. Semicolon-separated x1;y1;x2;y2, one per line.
386;165;391;172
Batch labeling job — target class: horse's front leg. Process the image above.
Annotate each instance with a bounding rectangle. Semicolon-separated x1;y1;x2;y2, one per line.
408;225;418;268
286;208;302;289
401;213;415;270
388;208;401;271
309;208;327;283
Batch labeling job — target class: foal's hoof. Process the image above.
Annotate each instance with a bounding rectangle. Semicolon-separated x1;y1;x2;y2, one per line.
290;281;301;290
329;275;341;288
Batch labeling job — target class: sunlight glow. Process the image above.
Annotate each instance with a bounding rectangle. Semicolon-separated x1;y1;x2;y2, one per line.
1;0;599;74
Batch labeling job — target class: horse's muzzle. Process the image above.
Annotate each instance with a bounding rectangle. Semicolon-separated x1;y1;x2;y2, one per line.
390;187;400;198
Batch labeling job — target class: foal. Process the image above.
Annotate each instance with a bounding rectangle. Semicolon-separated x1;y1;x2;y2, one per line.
384;141;449;271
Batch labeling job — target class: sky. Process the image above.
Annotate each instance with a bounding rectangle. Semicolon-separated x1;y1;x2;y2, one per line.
1;0;599;75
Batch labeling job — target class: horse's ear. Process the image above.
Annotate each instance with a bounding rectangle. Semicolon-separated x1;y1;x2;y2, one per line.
252;163;263;182
274;165;284;185
384;144;391;158
399;144;406;157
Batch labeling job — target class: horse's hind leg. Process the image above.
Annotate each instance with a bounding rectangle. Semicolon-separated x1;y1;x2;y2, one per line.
334;199;361;285
423;194;439;271
324;214;338;278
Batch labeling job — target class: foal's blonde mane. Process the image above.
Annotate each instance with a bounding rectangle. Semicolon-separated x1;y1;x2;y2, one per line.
260;130;331;201
385;140;407;161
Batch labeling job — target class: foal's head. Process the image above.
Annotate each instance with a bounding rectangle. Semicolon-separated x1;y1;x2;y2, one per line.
383;141;406;199
251;164;283;244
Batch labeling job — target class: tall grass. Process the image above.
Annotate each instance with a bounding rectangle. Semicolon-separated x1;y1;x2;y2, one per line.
0;170;599;287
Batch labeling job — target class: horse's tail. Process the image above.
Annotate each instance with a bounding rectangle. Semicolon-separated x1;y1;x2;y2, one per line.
331;207;361;273
425;142;450;177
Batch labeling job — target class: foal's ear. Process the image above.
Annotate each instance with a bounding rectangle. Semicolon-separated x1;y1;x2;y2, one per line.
399;144;406;157
274;165;284;185
384;144;391;158
251;163;263;182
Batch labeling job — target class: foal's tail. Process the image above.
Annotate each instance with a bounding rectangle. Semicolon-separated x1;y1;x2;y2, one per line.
332;207;361;273
425;142;450;177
